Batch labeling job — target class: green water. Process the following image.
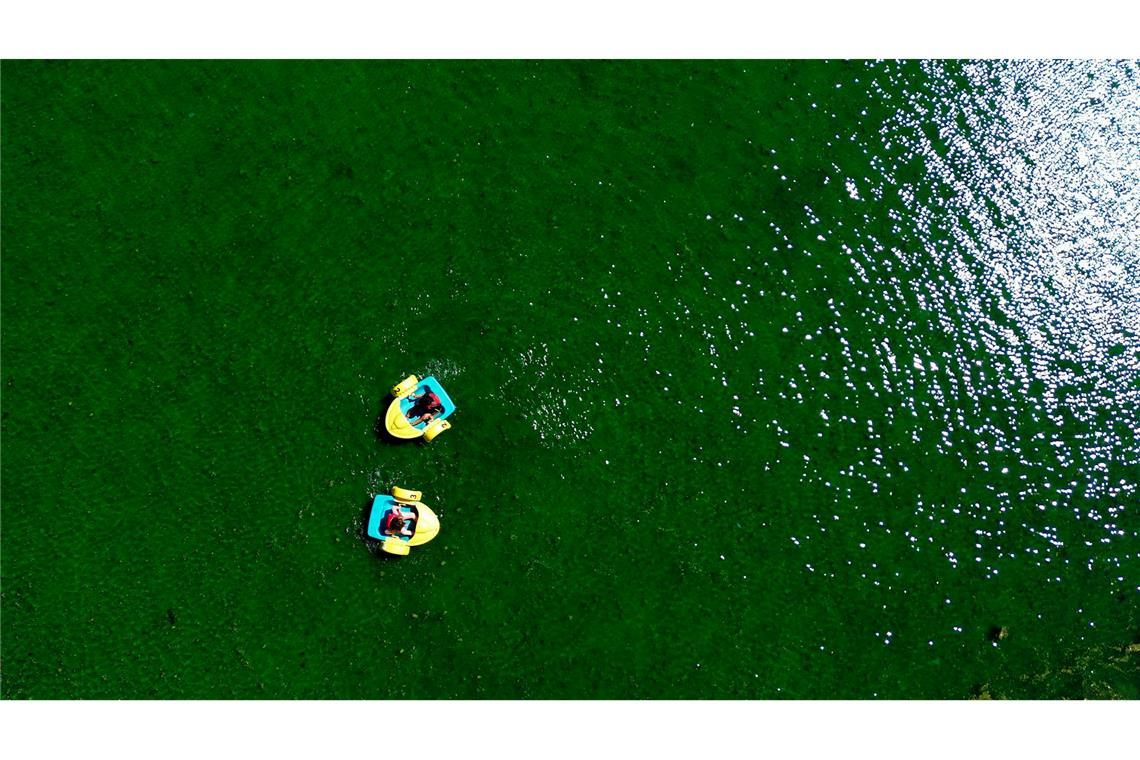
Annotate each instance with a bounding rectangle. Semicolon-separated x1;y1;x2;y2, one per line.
2;60;1138;699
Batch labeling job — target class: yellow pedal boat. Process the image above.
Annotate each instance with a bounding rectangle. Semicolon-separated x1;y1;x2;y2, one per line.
366;487;440;556
384;374;456;442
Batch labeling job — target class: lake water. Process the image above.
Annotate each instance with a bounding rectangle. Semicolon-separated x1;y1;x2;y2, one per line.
2;60;1137;698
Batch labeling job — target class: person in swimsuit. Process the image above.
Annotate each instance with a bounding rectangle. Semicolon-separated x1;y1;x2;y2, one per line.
406;387;443;426
382;504;414;537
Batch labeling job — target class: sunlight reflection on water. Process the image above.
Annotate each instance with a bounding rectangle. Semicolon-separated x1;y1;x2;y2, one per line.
799;59;1140;589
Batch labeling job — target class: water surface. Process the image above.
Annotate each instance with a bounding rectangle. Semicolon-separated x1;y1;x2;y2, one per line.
2;60;1137;698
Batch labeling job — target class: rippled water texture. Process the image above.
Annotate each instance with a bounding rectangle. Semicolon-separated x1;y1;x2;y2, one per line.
2;60;1138;698
781;61;1140;587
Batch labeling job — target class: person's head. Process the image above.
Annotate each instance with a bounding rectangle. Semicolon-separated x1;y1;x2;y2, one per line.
390;514;406;532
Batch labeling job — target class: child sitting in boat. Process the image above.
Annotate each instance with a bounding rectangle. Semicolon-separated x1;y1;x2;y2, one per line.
382;504;414;537
406;387;444;426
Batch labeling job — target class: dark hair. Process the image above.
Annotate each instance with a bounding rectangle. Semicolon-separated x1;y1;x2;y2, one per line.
390;514;406;531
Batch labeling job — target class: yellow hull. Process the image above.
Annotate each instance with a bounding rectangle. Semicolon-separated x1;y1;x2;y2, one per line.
385;396;423;439
407;503;439;546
